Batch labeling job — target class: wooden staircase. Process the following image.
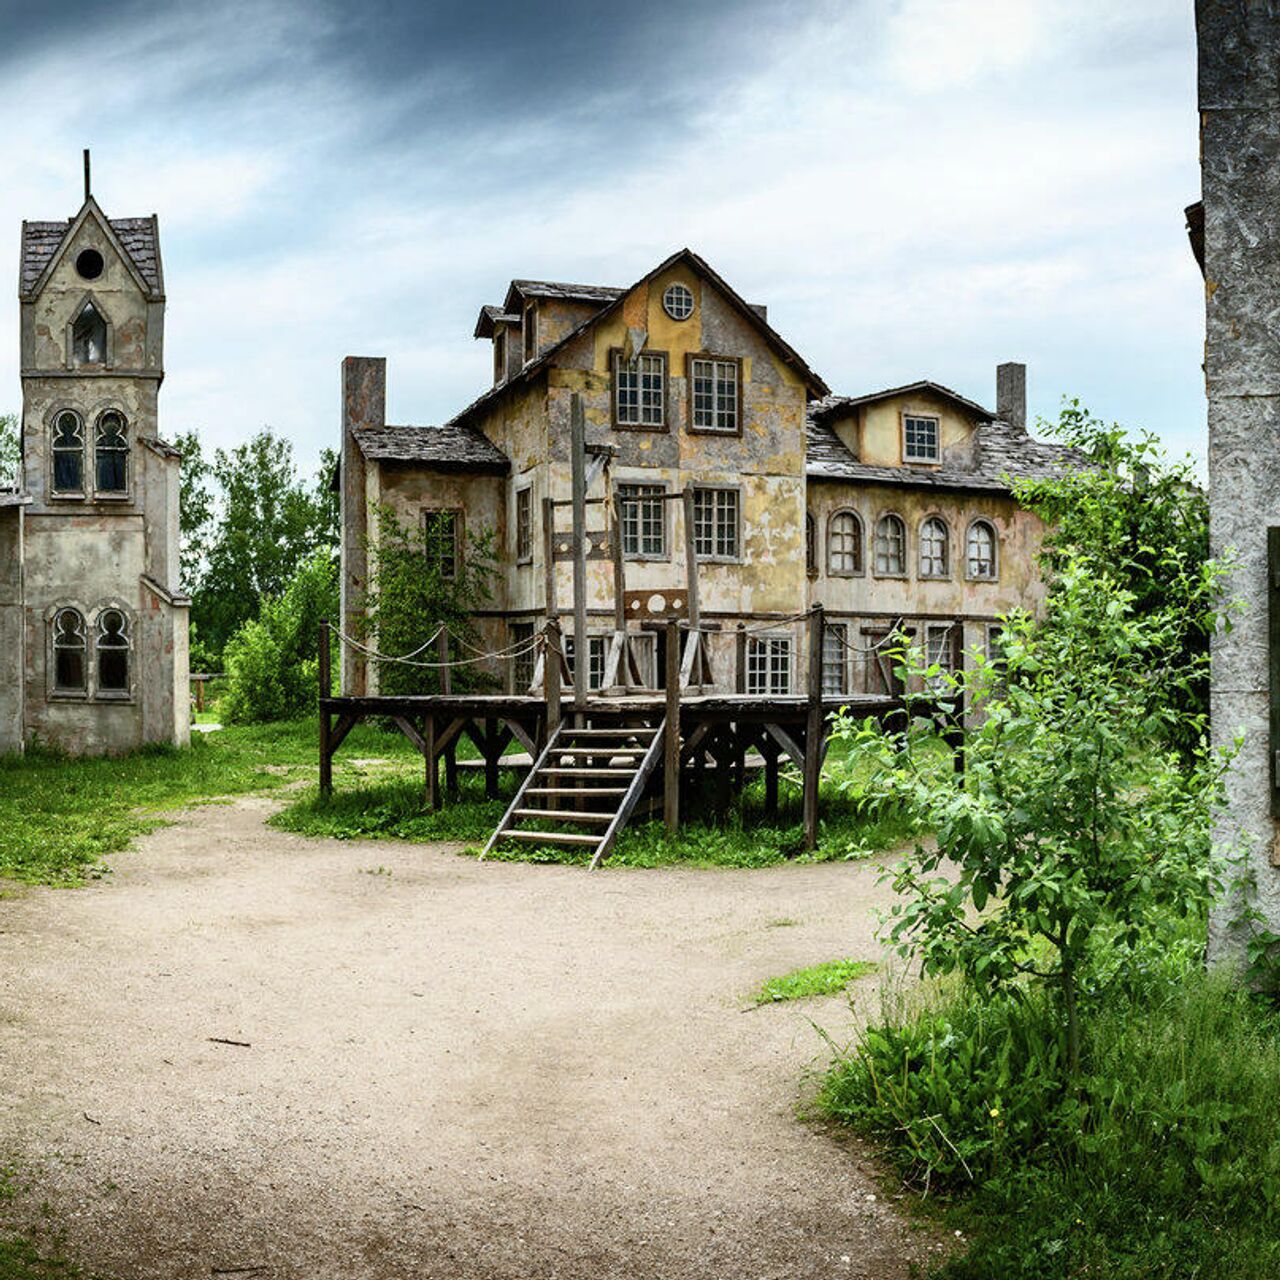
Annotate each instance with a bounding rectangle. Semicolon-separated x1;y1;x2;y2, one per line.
480;720;666;869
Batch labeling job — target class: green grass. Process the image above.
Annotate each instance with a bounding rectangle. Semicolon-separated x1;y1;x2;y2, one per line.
0;717;414;886
0;1166;84;1280
753;958;878;1005
818;967;1280;1279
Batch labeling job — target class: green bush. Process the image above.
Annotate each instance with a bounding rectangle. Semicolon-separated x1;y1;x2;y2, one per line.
820;968;1280;1278
222;550;337;723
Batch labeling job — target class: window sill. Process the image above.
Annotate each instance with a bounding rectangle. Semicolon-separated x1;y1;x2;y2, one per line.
965;574;1000;584
694;555;742;565
687;426;742;438
903;458;941;467
828;569;866;579
50;492;86;502
624;553;671;564
92;493;132;503
48;690;89;701
919;573;952;582
95;692;135;703
871;571;909;580
516;556;533;567
613;421;669;433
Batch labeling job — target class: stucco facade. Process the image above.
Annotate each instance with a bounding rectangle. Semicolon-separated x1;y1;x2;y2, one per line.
0;191;189;755
339;250;1072;698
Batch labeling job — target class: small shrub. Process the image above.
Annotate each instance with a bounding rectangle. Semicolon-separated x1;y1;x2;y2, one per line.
753;958;877;1005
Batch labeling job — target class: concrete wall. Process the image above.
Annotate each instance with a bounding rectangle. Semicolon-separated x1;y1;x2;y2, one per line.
0;506;24;753
1198;0;1280;958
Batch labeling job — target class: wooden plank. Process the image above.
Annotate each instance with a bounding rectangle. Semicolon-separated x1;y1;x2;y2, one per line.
392;714;427;755
425;714;439;811
526;786;628;797
501;716;538;758
503;829;601;847
543;495;557;621
571;393;589;714
329;712;359;755
590;719;667;870
480;723;566;859
803;605;824;852
539;766;636;778
561;727;658;739
545;620;562;739
1271;527;1280;818
318;620;333;796
512;809;612;825
681;487;701;633
612;491;627;632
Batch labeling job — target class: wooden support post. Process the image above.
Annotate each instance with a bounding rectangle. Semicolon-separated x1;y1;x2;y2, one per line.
735;623;747;695
425;714;439;810
664;619;681;833
484;717;500;800
681;487;702;634
764;747;779;817
319;619;333;796
542;495;557;622
570;394;589;713
440;629;458;796
612;491;627;633
803;604;824;852
440;629;451;695
545;618;562;742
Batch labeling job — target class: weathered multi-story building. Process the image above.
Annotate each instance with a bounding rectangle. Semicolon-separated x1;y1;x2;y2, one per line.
0;180;188;755
338;248;1072;696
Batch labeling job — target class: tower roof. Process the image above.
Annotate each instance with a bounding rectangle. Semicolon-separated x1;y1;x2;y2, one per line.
20;208;162;300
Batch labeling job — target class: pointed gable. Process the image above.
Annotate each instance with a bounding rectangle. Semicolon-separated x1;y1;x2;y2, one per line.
20;199;162;301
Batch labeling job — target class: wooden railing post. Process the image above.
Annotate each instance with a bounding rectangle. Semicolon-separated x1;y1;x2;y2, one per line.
319;619;333;796
735;623;747;695
545;619;562;739
439;628;452;696
803;604;824;852
665;619;681;833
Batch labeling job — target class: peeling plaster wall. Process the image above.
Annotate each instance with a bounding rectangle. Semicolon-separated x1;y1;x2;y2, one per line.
0;508;24;752
1198;0;1280;957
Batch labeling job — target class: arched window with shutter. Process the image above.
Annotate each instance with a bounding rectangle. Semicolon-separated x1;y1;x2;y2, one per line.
873;513;907;577
827;510;863;576
919;516;950;578
966;519;998;580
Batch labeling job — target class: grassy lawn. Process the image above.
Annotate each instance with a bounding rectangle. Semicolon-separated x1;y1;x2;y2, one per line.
0;717;415;887
752;958;878;1005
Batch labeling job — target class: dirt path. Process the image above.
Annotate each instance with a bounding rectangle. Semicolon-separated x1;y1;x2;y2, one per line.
0;797;931;1279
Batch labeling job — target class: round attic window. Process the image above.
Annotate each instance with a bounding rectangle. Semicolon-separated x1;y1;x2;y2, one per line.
75;249;104;280
662;283;694;321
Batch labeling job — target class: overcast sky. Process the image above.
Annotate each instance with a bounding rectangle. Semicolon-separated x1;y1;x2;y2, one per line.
0;0;1204;473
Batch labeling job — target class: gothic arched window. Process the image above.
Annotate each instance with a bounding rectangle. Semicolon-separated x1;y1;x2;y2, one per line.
95;411;128;494
51;411;84;493
53;608;87;692
96;609;131;693
72;301;108;365
828;510;864;576
967;519;998;580
919;516;950;578
873;513;906;576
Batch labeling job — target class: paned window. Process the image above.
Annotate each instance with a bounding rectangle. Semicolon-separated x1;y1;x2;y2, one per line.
967;520;997;579
424;509;462;581
828;510;863;575
516;487;532;562
925;622;956;693
903;414;940;462
746;635;792;696
613;352;666;428
692;487;739;559
565;634;608;691
822;622;848;696
618;483;666;557
510;622;536;692
52;608;86;692
97;608;131;693
72;302;108;365
985;624;1007;673
690;357;739;432
52;411;84;493
95;411;128;493
919;516;950;578
663;283;694;320
874;514;906;576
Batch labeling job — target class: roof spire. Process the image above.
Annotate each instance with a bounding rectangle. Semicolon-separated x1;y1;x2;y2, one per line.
83;149;91;203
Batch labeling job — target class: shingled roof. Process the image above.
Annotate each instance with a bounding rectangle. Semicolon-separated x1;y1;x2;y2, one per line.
352;423;509;474
809;380;994;423
806;406;1080;494
504;279;625;309
20;209;163;299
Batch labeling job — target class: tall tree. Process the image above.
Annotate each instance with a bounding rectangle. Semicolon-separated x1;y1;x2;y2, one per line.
173;429;214;595
0;413;18;485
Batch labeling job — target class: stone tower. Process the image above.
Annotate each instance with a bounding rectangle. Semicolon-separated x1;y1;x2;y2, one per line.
4;166;189;753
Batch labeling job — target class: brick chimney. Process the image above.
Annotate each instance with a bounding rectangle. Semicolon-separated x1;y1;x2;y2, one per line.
339;357;385;695
996;362;1026;431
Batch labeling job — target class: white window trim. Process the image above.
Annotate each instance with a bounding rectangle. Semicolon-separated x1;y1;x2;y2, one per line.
515;484;533;565
617;479;670;561
827;508;865;578
612;351;668;430
902;412;941;464
691;484;742;563
872;511;909;580
918;514;952;580
965;518;1000;582
688;355;741;435
745;632;793;696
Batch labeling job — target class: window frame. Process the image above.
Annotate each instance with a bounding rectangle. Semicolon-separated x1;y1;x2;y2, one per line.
510;621;536;693
821;620;849;696
611;348;669;432
691;484;741;562
93;409;130;499
95;606;133;700
493;330;507;385
686;353;743;437
872;512;908;579
565;632;609;692
617;480;670;561
745;633;793;696
50;408;86;498
902;412;941;464
49;606;89;699
662;282;695;321
827;508;865;578
65;293;114;371
965;518;999;581
515;485;533;565
422;507;464;582
918;514;951;580
522;303;537;365
924;621;958;692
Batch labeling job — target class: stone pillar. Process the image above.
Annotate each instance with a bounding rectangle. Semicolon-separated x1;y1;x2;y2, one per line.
339;356;384;696
1199;0;1280;961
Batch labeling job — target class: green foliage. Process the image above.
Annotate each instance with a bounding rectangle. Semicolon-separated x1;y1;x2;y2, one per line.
832;556;1232;1076
221;551;338;723
189;428;336;659
0;412;18;486
1015;402;1221;760
821;968;1280;1279
753;958;877;1005
360;505;499;695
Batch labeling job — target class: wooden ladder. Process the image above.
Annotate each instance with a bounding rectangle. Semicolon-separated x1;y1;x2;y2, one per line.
480;720;666;869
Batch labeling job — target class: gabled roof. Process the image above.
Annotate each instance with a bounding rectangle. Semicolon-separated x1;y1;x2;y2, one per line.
353;422;510;474
449;248;830;431
20;199;163;301
502;279;625;312
805;406;1082;493
473;304;521;340
809;380;993;424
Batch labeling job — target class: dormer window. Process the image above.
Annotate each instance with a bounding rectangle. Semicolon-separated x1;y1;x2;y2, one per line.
523;305;537;364
493;330;507;384
72;301;108;365
903;414;940;463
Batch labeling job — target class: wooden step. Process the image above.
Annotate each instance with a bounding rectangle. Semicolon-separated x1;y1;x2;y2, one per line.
537;767;637;778
561;727;658;738
512;808;612;824
501;829;601;847
524;786;628;797
551;747;646;757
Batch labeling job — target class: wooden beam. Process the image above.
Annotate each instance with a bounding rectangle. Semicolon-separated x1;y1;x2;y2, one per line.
318;620;333;795
664;619;680;833
425;713;439;810
542;495;557;622
763;722;804;769
571;393;589;714
545;619;562;739
392;714;427;755
590;728;667;870
681;487;702;635
803;604;824;852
